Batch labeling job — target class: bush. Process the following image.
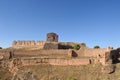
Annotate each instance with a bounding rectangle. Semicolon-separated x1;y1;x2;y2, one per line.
74;44;80;50
94;45;100;49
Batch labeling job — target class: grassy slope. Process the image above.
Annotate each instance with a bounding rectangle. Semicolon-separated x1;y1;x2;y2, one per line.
0;67;12;80
1;63;120;80
15;63;120;80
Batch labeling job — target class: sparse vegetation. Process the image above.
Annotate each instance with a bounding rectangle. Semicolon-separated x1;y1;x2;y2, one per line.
1;63;120;80
0;67;12;80
67;76;77;80
94;45;100;49
74;44;80;50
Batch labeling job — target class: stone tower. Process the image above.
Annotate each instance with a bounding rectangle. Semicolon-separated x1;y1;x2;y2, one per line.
46;32;58;42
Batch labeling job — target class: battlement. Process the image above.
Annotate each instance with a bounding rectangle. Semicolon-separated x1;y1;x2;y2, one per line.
12;32;59;49
0;32;117;74
12;41;58;49
12;40;35;46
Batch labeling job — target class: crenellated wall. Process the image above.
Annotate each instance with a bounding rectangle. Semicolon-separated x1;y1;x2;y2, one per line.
12;40;35;46
12;41;58;49
12;40;87;50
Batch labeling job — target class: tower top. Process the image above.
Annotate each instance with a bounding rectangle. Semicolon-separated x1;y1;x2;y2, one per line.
46;32;58;42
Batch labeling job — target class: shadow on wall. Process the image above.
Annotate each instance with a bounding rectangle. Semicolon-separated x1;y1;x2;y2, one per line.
58;45;73;49
110;48;120;64
72;51;78;57
9;51;14;59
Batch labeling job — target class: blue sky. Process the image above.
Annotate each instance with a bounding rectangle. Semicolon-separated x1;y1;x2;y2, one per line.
0;0;120;48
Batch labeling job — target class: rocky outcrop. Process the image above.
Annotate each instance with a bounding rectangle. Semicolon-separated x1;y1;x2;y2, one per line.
13;70;37;80
101;64;115;74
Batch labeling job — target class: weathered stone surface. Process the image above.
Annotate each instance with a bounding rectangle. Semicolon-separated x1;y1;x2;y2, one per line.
105;52;112;64
14;70;37;80
43;42;58;49
68;49;72;57
46;32;58;42
101;64;115;74
0;54;3;60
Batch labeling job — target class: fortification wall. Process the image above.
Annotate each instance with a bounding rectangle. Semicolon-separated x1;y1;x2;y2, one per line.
12;40;35;46
85;48;107;57
12;48;108;65
12;41;58;49
77;48;112;58
0;47;115;66
49;58;90;65
21;58;90;66
12;40;87;50
12;41;44;49
13;50;69;58
75;48;113;65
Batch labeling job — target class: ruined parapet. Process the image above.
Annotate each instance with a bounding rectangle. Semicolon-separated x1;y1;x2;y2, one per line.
12;40;58;50
12;40;35;49
100;50;116;74
99;51;112;65
107;46;113;51
36;41;45;45
46;32;58;42
43;42;58;49
36;41;46;49
58;42;86;49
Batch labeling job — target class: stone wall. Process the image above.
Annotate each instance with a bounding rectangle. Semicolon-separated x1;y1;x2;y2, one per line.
13;50;69;58
12;40;87;50
12;41;35;46
43;42;58;49
1;46;118;67
46;32;58;42
76;47;113;65
12;41;58;49
77;48;112;58
21;58;90;66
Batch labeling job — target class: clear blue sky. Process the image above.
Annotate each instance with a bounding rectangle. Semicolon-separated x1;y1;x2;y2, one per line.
0;0;120;48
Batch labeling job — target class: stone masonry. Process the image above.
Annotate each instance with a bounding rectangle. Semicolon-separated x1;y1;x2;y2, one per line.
46;32;58;42
0;32;119;74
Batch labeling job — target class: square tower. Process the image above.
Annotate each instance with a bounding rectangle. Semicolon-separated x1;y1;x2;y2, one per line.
46;32;58;42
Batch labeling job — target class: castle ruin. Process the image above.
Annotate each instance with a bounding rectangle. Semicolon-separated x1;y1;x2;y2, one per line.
12;32;59;49
46;32;58;42
0;32;119;73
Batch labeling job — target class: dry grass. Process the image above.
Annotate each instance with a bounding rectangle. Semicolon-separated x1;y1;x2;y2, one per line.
1;63;120;80
16;63;120;80
0;67;12;80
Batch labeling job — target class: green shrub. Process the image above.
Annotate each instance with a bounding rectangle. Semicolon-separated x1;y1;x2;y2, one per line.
74;44;80;50
94;45;100;49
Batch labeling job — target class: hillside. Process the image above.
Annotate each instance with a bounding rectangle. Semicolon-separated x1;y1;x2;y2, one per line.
0;63;120;80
